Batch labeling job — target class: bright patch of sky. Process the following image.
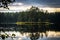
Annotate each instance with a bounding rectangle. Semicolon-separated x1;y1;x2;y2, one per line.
0;0;60;12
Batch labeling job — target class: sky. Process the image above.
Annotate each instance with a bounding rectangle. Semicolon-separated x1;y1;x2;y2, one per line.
0;0;60;12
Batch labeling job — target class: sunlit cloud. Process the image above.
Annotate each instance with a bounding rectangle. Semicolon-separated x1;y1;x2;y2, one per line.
0;4;31;12
9;2;23;6
9;6;31;10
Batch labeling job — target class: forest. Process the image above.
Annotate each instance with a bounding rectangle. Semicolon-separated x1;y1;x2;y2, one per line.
0;6;60;32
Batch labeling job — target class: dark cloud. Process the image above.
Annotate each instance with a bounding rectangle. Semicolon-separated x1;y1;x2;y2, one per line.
16;0;60;7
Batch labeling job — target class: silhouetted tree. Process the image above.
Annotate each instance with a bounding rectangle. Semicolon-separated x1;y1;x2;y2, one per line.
0;0;15;9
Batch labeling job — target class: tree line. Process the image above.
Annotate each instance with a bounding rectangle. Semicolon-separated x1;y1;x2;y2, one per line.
0;6;60;31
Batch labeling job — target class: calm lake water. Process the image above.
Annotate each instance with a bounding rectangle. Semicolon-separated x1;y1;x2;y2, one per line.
0;24;60;40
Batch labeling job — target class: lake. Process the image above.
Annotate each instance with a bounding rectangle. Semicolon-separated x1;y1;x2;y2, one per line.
0;23;60;40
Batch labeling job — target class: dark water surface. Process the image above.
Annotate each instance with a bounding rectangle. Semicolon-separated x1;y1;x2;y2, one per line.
0;24;60;40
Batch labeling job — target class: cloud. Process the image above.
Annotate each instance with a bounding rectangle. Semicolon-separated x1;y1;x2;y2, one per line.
8;5;31;10
0;3;31;12
9;2;24;6
16;0;60;8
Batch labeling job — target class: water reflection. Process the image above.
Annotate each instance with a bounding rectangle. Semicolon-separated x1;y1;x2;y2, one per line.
0;31;60;40
0;24;60;40
30;32;40;40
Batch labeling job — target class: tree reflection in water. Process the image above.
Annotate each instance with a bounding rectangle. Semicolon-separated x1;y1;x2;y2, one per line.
0;32;9;40
29;32;48;40
30;32;40;40
1;35;5;40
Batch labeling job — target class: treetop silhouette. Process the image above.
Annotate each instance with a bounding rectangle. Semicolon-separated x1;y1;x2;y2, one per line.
0;0;15;9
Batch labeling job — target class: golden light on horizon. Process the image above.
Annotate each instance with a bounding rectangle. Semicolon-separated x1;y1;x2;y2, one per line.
8;6;31;11
39;7;60;13
0;5;60;13
54;8;60;12
8;6;60;13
